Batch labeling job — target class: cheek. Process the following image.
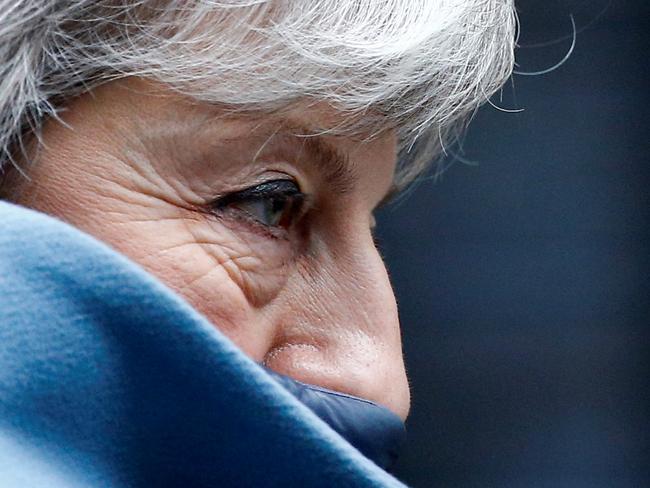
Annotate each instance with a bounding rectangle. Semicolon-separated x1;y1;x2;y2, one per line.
183;217;293;307
86;212;294;359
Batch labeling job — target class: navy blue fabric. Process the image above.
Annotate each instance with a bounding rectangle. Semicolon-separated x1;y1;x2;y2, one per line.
0;201;407;487
264;368;406;472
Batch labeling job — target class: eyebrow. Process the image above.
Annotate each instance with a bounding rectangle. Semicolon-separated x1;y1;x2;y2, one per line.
254;122;358;196
203;114;397;204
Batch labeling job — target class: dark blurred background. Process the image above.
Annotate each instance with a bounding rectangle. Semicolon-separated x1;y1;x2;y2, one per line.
378;1;649;486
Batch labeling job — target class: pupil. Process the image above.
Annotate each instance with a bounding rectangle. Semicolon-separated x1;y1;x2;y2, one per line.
272;197;285;213
269;196;291;227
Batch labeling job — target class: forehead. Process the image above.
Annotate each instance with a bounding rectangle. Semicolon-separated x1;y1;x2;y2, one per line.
100;79;398;195
119;78;394;140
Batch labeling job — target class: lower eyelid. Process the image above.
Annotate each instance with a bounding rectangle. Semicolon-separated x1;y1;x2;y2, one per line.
208;200;299;237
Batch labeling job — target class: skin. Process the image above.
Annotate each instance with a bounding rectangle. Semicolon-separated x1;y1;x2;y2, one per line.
8;78;410;419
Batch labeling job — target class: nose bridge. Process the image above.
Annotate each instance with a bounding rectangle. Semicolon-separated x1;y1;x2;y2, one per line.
321;230;410;418
331;230;399;335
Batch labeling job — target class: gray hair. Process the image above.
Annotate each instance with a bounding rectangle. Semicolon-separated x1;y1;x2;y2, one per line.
0;0;517;187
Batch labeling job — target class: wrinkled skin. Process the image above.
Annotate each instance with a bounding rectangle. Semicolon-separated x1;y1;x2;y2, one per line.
8;78;410;419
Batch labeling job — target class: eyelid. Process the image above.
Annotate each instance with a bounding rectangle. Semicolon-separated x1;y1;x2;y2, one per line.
206;178;309;232
212;179;301;208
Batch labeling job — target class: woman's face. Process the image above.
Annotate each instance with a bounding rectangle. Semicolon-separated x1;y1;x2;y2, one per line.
12;78;410;419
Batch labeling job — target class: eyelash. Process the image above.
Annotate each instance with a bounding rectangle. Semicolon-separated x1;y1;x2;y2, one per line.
208;179;307;231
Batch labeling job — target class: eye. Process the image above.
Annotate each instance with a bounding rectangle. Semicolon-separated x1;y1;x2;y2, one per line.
209;179;306;229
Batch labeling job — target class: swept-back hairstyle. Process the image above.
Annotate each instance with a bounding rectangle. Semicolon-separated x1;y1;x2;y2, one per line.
0;0;516;186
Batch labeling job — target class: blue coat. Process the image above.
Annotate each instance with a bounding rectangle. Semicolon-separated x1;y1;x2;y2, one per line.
0;201;407;487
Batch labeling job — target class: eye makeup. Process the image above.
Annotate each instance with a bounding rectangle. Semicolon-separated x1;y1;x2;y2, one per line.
208;179;308;231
